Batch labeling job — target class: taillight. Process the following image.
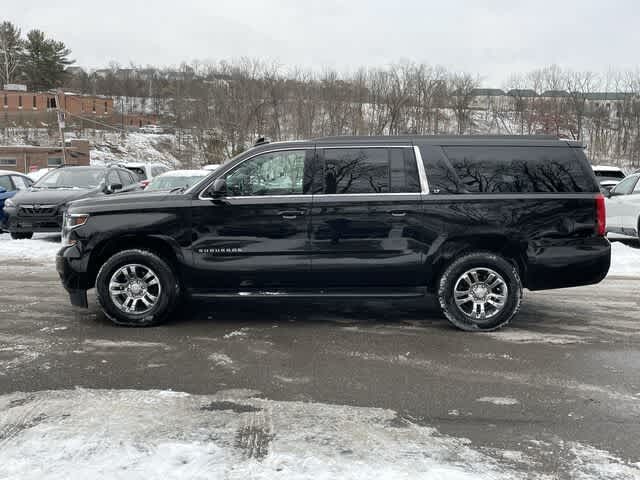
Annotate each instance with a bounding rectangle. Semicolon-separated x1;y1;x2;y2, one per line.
595;193;606;236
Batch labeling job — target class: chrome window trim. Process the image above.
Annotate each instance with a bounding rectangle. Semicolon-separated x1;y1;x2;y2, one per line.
198;144;427;201
413;145;430;194
320;145;413;149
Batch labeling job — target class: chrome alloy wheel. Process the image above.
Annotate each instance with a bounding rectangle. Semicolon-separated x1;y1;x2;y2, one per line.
109;264;161;314
453;267;508;321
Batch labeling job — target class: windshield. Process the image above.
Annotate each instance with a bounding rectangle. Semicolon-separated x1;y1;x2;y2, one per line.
34;168;105;189
146;173;208;191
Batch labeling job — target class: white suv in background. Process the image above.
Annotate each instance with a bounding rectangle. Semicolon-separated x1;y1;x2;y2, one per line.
606;173;640;240
592;165;626;192
117;162;170;188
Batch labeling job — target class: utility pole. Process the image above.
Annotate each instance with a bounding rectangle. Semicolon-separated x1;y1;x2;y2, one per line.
55;88;67;164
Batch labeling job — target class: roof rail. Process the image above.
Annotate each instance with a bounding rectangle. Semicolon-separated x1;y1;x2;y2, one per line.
312;134;561;142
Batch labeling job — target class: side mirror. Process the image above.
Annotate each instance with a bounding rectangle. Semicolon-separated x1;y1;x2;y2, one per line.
0;186;6;194
105;183;123;194
210;178;227;198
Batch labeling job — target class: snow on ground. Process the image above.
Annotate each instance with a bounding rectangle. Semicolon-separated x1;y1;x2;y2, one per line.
0;233;61;264
476;397;520;406
0;388;638;480
608;240;640;277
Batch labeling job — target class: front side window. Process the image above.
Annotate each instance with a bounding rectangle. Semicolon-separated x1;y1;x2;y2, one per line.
613;175;639;195
319;147;420;194
224;150;309;196
12;175;31;190
118;170;133;186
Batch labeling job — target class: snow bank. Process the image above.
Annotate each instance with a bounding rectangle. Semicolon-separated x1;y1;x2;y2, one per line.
0;233;61;263
0;389;637;479
90;132;180;168
608;241;640;277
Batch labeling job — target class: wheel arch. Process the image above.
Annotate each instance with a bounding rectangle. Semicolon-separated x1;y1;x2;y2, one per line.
87;234;183;289
427;234;527;292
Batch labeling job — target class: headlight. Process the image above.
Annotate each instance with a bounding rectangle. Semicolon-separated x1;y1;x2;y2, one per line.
64;213;90;230
4;198;15;207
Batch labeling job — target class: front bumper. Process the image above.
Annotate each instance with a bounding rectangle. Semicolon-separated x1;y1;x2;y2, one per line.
4;212;63;233
56;245;90;308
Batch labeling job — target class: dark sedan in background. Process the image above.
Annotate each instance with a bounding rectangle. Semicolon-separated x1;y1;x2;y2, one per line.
0;170;34;231
2;165;141;239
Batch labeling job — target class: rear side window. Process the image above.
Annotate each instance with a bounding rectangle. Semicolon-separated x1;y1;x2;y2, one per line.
594;169;625;179
126;167;146;180
319;148;419;194
442;146;596;193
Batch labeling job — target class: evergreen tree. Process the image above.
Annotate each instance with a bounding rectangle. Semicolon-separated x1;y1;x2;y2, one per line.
21;29;73;90
0;21;23;86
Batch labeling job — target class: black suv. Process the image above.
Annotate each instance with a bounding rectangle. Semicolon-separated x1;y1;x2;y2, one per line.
3;165;141;239
57;136;610;331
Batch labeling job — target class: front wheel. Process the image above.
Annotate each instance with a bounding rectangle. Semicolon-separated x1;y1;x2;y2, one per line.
95;249;180;326
438;252;523;332
11;232;33;239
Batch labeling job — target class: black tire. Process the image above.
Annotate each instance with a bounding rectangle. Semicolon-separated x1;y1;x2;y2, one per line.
11;232;33;240
95;249;180;326
437;252;522;332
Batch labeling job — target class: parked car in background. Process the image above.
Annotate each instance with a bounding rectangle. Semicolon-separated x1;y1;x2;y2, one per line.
145;169;209;192
27;167;55;183
605;172;640;240
139;125;164;134
57;135;610;331
2;165;141;239
592;165;626;192
117;162;170;188
0;170;33;231
202;164;221;171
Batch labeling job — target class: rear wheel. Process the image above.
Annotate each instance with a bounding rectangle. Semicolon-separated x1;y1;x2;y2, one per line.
438;252;522;332
95;249;180;326
10;232;33;240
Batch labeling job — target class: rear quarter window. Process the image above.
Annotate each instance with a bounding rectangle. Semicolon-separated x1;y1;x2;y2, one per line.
442;146;596;193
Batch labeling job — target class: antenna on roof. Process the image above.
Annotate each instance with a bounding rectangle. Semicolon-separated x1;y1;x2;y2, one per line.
254;136;270;146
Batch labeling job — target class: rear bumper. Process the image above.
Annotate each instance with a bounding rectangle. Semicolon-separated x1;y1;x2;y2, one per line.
525;236;611;290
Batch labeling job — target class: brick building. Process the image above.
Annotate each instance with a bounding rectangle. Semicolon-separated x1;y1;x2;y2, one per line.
0;139;90;174
1;86;114;123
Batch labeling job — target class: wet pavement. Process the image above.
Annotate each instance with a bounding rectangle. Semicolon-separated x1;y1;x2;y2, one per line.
1;254;640;478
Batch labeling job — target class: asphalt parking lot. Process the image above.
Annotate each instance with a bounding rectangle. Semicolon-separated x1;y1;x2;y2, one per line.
1;244;640;478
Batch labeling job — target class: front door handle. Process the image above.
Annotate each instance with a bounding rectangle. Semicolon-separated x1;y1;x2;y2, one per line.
389;210;407;217
278;210;306;219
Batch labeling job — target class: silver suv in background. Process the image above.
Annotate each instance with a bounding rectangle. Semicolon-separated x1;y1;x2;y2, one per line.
117;162;170;188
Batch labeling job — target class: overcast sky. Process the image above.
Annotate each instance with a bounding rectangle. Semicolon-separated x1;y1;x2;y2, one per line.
5;0;639;86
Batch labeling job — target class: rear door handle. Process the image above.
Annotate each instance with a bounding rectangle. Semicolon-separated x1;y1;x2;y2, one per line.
278;210;306;219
